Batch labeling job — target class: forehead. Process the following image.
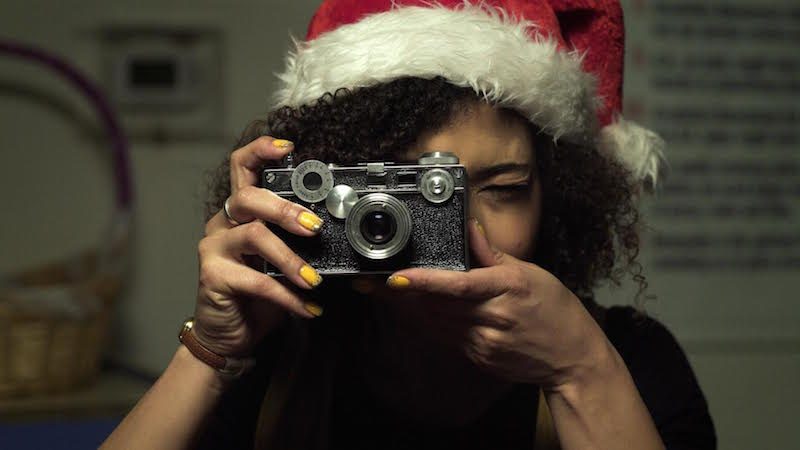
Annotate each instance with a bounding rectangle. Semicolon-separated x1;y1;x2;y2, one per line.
405;102;534;168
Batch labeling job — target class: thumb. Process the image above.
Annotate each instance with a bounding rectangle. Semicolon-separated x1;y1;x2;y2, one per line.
468;218;510;268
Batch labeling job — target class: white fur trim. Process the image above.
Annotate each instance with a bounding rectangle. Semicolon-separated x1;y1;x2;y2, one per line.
274;4;600;144
598;117;668;192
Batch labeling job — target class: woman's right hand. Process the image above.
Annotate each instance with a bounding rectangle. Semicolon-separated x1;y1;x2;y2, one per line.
192;136;324;359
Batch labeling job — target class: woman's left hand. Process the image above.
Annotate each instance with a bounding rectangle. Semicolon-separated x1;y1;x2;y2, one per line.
385;219;615;389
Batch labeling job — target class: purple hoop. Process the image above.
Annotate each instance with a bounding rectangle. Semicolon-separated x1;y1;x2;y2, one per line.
0;40;133;210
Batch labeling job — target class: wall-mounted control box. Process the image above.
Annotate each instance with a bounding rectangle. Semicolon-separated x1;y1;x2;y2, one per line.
114;48;196;107
102;28;223;141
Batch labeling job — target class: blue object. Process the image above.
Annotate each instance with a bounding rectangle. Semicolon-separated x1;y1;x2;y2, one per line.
0;418;121;450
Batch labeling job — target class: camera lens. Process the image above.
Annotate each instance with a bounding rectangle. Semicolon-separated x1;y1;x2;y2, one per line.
346;193;412;260
360;211;396;245
303;172;323;191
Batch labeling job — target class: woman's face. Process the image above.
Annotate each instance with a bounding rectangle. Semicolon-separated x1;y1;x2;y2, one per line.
407;102;542;261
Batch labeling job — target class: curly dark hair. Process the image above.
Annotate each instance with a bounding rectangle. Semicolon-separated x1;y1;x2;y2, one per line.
205;76;645;301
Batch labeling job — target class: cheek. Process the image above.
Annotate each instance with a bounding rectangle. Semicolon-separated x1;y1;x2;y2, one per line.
469;187;542;260
487;213;536;259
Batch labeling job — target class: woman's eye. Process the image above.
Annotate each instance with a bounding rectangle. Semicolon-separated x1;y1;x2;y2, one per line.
482;184;530;198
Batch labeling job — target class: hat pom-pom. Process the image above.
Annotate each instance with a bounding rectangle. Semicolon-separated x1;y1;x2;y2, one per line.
598;117;668;193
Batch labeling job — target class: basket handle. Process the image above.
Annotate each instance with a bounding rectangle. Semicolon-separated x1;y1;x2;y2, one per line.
0;40;133;289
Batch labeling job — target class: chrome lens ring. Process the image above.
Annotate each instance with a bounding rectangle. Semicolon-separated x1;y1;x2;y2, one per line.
346;193;412;260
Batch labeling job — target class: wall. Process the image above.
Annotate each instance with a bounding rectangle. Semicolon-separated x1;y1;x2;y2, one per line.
603;1;799;448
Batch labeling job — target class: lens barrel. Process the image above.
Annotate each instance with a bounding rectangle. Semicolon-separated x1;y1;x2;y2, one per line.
360;211;397;245
346;193;411;260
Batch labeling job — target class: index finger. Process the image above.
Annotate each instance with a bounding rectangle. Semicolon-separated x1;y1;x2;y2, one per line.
230;136;294;193
386;265;513;300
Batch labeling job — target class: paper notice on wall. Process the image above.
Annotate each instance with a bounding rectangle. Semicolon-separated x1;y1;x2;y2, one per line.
601;1;799;341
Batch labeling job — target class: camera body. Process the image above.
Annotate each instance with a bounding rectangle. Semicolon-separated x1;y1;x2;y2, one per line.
261;152;469;276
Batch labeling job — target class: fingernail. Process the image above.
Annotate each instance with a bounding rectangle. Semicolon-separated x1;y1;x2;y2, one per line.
273;139;294;150
303;302;324;317
297;211;323;232
472;218;485;237
386;275;411;289
299;265;323;288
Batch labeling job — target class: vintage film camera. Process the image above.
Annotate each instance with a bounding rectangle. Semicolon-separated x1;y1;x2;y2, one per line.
261;152;469;275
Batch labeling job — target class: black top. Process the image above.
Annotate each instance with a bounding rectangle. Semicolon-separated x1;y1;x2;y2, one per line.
197;306;716;449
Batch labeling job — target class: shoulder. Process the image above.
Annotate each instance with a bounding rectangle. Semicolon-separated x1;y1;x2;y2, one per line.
601;305;717;450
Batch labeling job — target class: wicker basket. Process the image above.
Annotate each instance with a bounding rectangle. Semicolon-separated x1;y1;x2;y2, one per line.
0;248;124;398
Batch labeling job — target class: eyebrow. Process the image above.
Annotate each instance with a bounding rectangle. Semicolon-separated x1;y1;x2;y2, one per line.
469;163;532;184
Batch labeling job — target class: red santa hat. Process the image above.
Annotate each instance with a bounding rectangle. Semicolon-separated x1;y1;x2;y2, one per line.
273;0;667;191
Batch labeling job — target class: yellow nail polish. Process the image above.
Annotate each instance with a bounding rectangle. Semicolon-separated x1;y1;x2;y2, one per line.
273;139;294;150
299;265;323;287
297;211;323;232
304;302;324;317
386;275;411;289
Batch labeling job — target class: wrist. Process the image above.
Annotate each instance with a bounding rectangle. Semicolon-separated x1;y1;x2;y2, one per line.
546;338;625;400
178;317;256;379
545;294;623;390
173;344;232;395
542;340;665;450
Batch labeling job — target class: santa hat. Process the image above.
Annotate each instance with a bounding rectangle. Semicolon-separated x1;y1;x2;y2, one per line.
273;0;667;191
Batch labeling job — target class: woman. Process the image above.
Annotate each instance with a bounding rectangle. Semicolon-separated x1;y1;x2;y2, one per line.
102;1;715;449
